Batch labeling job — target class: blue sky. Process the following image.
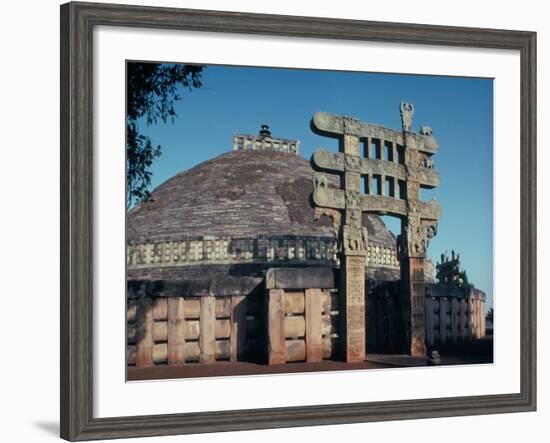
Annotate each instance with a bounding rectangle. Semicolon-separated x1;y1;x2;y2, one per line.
134;64;493;309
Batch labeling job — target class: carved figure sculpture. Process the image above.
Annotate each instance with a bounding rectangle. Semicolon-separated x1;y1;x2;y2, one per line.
313;172;328;189
419;125;433;136
400;102;415;132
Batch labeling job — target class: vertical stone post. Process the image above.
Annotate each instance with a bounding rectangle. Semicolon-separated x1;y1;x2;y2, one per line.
472;296;479;339
439;297;448;345
341;254;366;361
480;298;486;338
230;295;247;362
199;295;216;364
340;128;366;363
459;298;468;341
136;297;154;367
305;288;322;362
476;296;483;338
451;298;459;342
397;104;433;358
167;297;185;365
425;297;434;348
400;256;427;356
468;298;475;340
267;289;286;364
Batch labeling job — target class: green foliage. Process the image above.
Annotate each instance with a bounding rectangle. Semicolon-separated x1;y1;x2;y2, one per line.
459;269;473;288
126;62;204;207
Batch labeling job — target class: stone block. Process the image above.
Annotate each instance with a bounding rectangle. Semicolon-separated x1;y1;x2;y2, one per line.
265;267;337;290
267;289;286;365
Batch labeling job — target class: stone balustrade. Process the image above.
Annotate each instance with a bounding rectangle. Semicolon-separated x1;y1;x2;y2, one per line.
127;236;400;270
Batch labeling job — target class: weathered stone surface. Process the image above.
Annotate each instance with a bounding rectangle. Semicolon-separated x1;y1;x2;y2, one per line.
285;339;306;362
305;289;323;362
199;296;216;364
127;148;400;284
127;276;263;299
267;289;286;365
341;255;366;362
312;149;440;189
265;267;337;290
284;292;305;314
284;316;305;338
311;111;438;154
136;297;153;367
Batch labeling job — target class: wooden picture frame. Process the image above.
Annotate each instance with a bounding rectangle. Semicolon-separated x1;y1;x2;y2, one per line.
60;1;536;440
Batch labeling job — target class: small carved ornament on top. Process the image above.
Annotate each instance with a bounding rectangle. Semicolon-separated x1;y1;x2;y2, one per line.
419;125;433;137
400;102;415;133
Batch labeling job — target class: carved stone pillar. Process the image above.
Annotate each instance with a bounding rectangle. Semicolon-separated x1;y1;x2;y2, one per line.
340;122;367;362
400;255;427;356
340;254;366;362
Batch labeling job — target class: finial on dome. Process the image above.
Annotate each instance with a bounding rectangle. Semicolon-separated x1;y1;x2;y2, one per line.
232;125;300;155
259;124;271;137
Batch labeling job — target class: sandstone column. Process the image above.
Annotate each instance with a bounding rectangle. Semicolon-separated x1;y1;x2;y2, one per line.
305;288;322;362
199;295;216;364
340;129;367;363
136;297;154;367
167;297;185;365
267;289;286;364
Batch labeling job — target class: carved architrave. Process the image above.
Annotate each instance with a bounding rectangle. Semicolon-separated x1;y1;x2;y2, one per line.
315;153;440;189
362;157;406;179
312;111;438;154
343;116;361;136
361;195;408;217
312;149;345;172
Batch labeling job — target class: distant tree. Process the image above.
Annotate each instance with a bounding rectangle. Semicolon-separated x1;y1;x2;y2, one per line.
127;62;204;208
459;269;473;288
486;307;494;322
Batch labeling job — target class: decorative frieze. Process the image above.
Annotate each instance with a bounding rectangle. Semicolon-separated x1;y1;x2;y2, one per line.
127;236;400;270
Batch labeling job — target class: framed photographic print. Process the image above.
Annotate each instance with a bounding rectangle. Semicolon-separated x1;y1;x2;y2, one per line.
60;1;536;440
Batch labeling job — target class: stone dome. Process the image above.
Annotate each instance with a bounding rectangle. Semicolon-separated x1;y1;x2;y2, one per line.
127;149;399;282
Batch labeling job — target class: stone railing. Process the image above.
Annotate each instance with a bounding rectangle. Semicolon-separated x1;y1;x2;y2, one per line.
127;236;399;270
265;267;339;364
127;294;262;367
367;282;487;352
424;286;486;346
232;133;300;155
